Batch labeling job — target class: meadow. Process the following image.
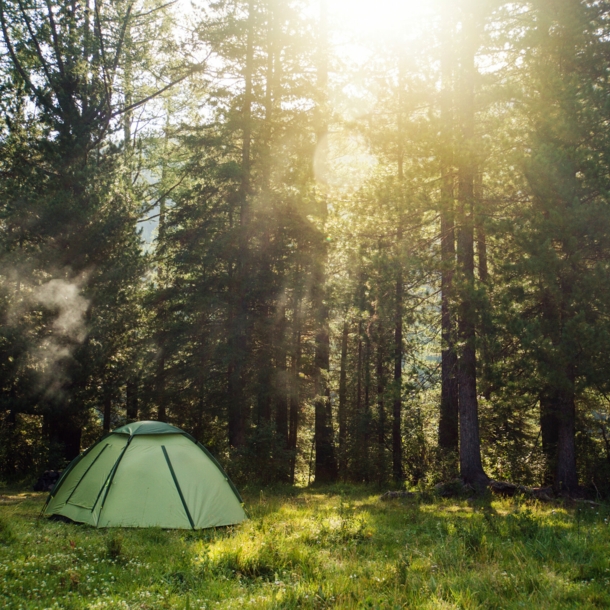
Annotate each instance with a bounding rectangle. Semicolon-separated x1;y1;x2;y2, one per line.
0;485;609;609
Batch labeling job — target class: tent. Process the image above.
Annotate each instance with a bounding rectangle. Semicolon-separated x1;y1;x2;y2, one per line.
43;421;246;529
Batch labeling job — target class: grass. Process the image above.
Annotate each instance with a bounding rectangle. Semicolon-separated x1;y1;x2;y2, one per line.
1;484;609;609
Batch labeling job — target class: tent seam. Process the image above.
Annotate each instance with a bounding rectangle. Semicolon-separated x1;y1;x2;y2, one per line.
161;445;195;530
182;433;244;504
64;444;110;507
92;434;134;525
41;432;113;518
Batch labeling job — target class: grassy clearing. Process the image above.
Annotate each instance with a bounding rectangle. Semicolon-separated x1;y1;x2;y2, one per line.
0;485;609;609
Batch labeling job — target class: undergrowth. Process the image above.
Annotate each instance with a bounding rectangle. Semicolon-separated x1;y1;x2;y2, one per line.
0;485;609;609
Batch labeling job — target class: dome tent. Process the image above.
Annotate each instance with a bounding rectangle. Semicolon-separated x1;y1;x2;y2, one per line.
43;421;246;529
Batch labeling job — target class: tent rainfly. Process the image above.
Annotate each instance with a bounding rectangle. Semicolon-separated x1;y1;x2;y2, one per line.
42;421;246;529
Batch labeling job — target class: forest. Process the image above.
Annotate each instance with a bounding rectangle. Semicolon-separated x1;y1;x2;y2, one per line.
1;0;610;498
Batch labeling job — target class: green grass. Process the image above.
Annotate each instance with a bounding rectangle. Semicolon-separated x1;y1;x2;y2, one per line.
1;485;609;609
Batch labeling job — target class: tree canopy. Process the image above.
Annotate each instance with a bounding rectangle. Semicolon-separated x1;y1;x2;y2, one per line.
1;0;610;495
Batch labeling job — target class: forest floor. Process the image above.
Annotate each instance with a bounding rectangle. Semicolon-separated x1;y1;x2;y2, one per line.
0;484;609;609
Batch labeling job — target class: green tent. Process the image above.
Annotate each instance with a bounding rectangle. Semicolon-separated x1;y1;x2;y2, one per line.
43;421;246;529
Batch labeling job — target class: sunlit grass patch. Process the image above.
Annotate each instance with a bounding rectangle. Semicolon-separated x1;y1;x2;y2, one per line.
0;485;609;608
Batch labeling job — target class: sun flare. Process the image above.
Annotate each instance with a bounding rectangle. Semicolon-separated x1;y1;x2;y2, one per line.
330;0;434;38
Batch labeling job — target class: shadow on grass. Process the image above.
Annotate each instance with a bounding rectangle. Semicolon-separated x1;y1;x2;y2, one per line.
2;483;610;609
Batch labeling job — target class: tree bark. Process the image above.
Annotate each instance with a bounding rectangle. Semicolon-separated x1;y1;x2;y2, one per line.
156;110;170;424
45;411;82;465
228;0;255;448
275;307;289;446
156;351;166;422
393;264;403;482
126;378;138;423
376;319;386;484
476;176;488;284
313;0;337;483
438;0;459;454
456;0;488;490
540;388;559;485
338;319;349;477
288;293;302;483
313;302;338;482
274;305;290;481
363;322;372;482
393;52;406;483
556;368;578;493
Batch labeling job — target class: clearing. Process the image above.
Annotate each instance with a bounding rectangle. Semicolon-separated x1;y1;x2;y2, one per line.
0;485;609;609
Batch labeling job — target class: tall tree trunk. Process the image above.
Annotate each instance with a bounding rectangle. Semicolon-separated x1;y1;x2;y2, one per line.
476;171;488;284
262;0;276;192
313;0;337;483
352;314;369;481
376;320;386;484
363;323;372;482
393;261;403;482
393;55;405;483
126;378;138;423
356;318;363;429
255;0;279;430
540;388;559;484
438;1;459;454
275;306;290;482
3;407;17;478
288;296;302;483
228;0;255;448
475;170;493;402
313;296;337;482
123;17;132;154
45;411;82;466
338;319;349;477
456;0;488;490
156;352;166;422
156;111;170;424
275;307;289;445
555;366;578;492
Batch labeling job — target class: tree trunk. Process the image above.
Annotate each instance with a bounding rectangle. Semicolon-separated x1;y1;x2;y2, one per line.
156;110;169;424
288;303;302;484
376;320;386;484
46;411;82;466
456;0;488;490
313;306;337;482
262;0;276;191
274;306;290;482
338;319;349;477
476;188;488;284
540;388;559;485
155;343;166;422
313;0;337;483
363;323;372;482
393;266;403;482
228;0;255;448
438;0;459;454
393;53;406;483
3;408;17;477
556;368;578;493
275;307;289;446
126;379;138;423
